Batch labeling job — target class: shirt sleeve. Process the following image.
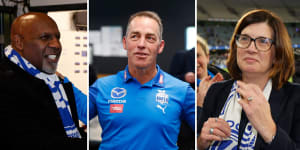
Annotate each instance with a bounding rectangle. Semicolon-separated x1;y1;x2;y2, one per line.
89;85;99;120
64;77;87;124
72;85;87;125
63;77;88;125
264;92;300;150
182;86;195;131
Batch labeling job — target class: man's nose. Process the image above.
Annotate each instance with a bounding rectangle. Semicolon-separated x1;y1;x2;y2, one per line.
137;37;146;49
49;37;61;50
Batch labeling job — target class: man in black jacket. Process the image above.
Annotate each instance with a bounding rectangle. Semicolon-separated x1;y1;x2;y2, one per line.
0;12;86;149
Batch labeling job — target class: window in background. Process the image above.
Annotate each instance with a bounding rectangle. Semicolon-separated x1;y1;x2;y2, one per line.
185;26;196;50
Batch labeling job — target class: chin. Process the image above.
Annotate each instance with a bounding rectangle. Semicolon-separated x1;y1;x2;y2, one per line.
43;69;56;74
198;68;204;74
133;62;150;68
42;64;57;74
242;68;258;74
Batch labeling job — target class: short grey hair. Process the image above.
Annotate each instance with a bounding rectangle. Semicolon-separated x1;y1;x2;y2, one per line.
125;11;163;40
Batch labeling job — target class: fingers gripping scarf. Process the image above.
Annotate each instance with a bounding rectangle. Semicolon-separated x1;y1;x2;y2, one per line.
5;46;81;138
209;80;272;150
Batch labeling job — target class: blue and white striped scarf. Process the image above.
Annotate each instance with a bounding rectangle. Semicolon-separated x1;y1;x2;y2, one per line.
5;46;81;138
209;80;272;150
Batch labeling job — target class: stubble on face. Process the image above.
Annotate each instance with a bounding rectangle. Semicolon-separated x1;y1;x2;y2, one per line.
125;16;162;71
19;14;61;74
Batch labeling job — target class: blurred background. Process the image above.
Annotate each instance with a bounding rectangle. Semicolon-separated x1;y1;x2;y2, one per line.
89;0;195;77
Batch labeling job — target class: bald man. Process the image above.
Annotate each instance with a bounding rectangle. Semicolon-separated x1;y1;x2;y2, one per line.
0;12;86;149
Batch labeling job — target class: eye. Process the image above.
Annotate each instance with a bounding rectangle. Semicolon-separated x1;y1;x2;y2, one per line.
257;38;270;44
146;35;156;43
130;34;139;40
56;34;60;40
239;35;249;41
40;34;50;40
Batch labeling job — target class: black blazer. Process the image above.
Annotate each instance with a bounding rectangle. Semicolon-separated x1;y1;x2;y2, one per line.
199;80;300;150
0;56;87;150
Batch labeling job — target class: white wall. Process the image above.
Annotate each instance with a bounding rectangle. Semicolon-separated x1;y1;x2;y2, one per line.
48;11;88;94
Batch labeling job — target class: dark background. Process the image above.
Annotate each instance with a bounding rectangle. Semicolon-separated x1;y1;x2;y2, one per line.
89;0;195;75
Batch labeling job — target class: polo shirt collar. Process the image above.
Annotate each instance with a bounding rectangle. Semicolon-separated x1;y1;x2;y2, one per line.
123;65;165;87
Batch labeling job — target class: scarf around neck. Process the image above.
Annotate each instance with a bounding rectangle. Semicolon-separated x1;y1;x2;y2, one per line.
209;80;272;150
5;46;81;138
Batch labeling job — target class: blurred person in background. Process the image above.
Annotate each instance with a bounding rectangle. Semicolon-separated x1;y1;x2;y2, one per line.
196;35;229;135
198;9;300;150
196;35;230;109
170;47;195;150
170;47;196;89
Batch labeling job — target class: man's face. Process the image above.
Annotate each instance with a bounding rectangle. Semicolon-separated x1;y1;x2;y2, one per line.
21;19;61;74
123;16;164;70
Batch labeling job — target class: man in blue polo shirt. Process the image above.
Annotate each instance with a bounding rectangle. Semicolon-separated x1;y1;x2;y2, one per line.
89;11;195;150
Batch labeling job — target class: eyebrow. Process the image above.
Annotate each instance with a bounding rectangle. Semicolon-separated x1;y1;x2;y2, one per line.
240;34;272;39
129;31;157;36
40;32;61;38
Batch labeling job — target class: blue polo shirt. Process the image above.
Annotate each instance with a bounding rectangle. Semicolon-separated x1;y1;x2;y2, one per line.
89;65;195;150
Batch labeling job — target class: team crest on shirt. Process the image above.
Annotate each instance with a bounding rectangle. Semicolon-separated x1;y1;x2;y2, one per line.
156;90;169;114
111;87;127;98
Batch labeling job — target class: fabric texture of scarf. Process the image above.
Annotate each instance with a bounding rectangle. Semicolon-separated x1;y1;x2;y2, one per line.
209;80;272;150
5;46;81;138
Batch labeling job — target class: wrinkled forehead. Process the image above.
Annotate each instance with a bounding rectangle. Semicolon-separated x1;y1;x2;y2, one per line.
128;16;160;35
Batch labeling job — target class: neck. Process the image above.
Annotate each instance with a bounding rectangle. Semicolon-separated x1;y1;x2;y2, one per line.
128;64;157;85
242;72;270;90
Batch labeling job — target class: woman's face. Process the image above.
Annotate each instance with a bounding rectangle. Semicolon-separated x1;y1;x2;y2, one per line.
236;22;275;77
197;42;209;79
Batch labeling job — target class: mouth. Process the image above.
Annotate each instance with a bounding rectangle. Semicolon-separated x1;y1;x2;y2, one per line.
244;57;257;63
134;52;148;58
45;54;59;63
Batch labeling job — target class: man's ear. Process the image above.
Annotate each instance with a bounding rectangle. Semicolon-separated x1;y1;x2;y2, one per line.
157;40;165;54
122;36;127;51
12;34;23;51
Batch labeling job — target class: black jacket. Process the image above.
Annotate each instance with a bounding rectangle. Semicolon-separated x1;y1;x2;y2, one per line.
170;48;195;89
0;56;86;150
207;64;231;80
199;80;300;150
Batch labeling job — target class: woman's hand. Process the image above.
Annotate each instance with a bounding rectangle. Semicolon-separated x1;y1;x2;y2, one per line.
198;117;231;150
236;81;276;143
197;73;224;107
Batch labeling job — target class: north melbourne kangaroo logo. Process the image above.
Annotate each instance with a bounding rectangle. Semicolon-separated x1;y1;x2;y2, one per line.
156;90;169;114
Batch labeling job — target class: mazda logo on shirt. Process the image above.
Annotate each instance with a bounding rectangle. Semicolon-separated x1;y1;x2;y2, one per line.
111;87;127;98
